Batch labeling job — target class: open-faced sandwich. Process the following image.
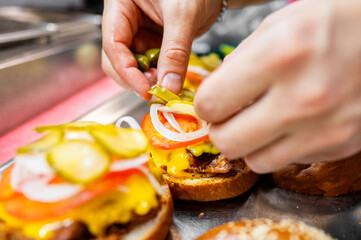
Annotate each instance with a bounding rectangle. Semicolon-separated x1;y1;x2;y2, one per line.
142;86;258;202
195;218;336;240
0;120;172;240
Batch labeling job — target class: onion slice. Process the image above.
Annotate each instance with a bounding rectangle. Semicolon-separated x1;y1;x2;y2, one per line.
188;65;210;77
162;112;185;133
115;116;141;130
110;154;149;172
22;180;82;203
150;104;210;142
11;154;55;192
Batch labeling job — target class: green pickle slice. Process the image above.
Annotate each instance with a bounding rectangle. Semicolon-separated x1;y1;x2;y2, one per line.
48;140;110;184
36;121;102;132
148;85;180;102
18;130;63;154
166;100;196;117
91;126;149;158
134;54;150;72
145;48;160;67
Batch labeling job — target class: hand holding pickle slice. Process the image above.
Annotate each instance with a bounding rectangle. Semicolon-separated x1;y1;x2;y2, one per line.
0;120;172;240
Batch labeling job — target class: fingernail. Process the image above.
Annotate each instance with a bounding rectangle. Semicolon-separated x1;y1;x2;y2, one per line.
161;73;182;93
144;72;152;80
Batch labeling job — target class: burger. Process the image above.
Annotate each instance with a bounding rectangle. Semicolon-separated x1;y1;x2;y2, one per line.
195;218;336;240
271;151;361;196
0;120;173;240
142;86;259;201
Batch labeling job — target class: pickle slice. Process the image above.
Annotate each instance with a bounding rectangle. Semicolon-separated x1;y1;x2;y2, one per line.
36;121;102;133
91;127;149;158
166;100;197;117
48;140;110;184
148;85;180;102
17;130;63;154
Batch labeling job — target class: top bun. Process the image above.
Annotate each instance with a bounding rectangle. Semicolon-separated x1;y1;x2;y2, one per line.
271;151;361;196
195;218;336;240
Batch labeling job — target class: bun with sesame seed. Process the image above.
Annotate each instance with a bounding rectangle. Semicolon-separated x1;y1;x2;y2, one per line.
195;218;336;240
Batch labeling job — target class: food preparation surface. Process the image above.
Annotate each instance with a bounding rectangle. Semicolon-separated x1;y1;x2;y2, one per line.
1;91;360;239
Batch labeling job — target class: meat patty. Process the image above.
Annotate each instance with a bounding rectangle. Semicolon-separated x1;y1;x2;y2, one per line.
187;152;247;174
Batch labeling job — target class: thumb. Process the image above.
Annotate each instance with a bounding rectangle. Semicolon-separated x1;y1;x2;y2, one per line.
158;2;196;94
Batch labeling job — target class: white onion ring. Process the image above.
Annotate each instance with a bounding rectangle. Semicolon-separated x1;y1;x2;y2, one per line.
22;180;81;203
188;65;210;77
115;116;141;130
162;112;184;133
11;154;55;192
150;104;210;142
110;154;149;172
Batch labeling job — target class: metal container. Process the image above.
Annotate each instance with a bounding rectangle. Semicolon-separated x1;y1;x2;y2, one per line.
0;7;104;136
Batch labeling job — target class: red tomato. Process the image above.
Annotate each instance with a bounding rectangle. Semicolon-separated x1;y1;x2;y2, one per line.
4;168;142;221
0;167;16;201
141;113;209;150
186;71;204;84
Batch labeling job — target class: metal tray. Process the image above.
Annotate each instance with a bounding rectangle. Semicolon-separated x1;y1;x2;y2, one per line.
1;91;360;239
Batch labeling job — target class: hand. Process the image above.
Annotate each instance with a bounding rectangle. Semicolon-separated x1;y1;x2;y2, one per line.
195;0;361;173
102;0;222;100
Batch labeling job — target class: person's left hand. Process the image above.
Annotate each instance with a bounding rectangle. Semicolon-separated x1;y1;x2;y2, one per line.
194;0;361;173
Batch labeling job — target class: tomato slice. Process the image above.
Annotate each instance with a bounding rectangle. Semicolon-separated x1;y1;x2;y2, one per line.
141;113;209;150
4;168;142;221
0;167;16;201
186;71;204;84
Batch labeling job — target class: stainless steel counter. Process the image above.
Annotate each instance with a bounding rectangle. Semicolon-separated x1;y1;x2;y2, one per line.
0;7;104;136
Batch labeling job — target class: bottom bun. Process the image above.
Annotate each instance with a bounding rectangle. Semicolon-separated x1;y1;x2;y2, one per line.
196;218;336;240
163;172;259;202
122;185;173;240
271;151;361;196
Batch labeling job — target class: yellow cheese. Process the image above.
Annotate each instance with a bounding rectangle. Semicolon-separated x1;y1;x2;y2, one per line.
0;175;158;239
150;146;190;177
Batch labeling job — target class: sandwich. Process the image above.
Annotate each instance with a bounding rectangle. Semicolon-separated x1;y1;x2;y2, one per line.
195;218;336;240
0;120;173;240
142;86;259;201
271;151;361;196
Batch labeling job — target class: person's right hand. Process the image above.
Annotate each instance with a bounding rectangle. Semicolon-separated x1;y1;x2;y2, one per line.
102;0;222;100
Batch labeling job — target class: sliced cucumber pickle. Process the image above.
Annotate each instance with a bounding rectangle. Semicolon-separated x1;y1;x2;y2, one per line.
18;130;63;154
91;126;149;158
148;85;180;102
145;48;160;67
36;121;102;132
48;140;110;184
134;54;150;72
166;100;196;117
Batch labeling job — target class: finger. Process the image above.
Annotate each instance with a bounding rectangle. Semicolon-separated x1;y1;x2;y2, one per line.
244;124;361;173
103;50;157;89
194;15;309;123
144;68;158;87
209;91;285;161
131;28;162;53
102;0;151;100
157;1;197;94
102;50;129;88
